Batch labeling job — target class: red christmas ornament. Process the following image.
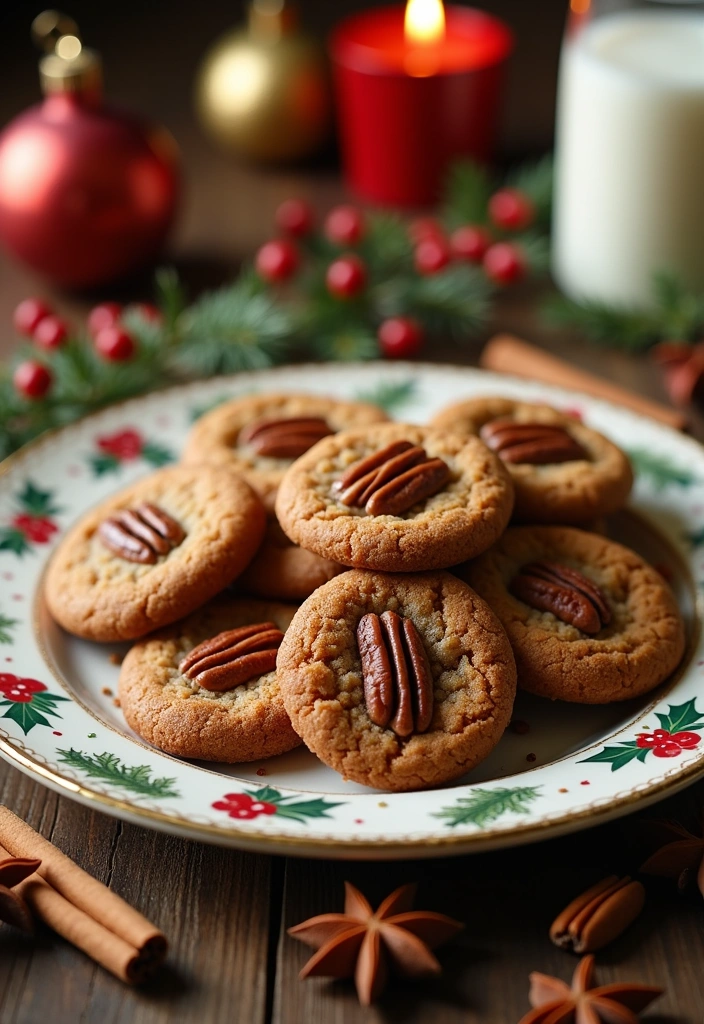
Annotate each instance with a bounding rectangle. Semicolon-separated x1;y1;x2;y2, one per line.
275;198;314;238
0;13;179;289
378;317;424;359
415;237;451;275
488;187;534;231
450;225;492;263
87;302;121;336
483;242;525;285
13;360;52;399
326;254;367;298
324;205;364;246
94;325;135;361
255;239;300;282
13;297;51;336
33;314;68;349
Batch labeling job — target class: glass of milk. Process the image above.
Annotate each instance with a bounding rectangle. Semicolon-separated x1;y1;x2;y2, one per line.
552;0;704;308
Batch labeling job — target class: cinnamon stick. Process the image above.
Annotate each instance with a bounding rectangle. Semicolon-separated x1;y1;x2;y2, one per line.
0;809;166;979
480;334;687;431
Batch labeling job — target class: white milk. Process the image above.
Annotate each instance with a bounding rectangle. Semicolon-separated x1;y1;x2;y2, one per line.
553;10;704;308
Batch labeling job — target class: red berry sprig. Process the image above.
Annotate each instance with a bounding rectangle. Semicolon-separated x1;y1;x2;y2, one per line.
13;360;53;399
415;236;451;275
450;225;492;264
275;198;314;238
13;298;51;337
326;254;367;299
378;317;424;359
34;315;68;350
94;326;135;361
488;187;534;232
325;205;364;247
255;239;300;282
88;302;122;337
483;242;525;285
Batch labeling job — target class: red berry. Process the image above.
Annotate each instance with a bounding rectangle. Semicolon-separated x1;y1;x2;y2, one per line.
653;740;683;758
488;188;534;231
13;298;52;336
326;254;367;299
33;314;68;349
378;317;424;359
408;217;445;244
483;242;525;285
255;239;300;282
450;225;492;263
13;360;52;399
671;731;701;749
324;205;364;246
275;198;314;237
88;302;122;337
95;326;135;361
415;237;451;275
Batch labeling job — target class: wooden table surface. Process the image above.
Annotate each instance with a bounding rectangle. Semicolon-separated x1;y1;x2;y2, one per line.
2;2;704;1020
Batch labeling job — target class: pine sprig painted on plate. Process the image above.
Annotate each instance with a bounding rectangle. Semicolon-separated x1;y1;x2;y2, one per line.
433;786;542;828
356;379;418;414
56;749;180;799
0;613;17;644
627;450;698;489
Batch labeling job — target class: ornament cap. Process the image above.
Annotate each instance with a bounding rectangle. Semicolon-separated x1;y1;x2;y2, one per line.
32;10;102;98
249;0;298;42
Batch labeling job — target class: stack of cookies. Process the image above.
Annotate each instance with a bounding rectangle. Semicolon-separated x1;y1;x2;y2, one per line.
45;392;686;793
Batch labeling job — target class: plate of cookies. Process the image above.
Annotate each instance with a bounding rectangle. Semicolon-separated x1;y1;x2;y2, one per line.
0;361;702;858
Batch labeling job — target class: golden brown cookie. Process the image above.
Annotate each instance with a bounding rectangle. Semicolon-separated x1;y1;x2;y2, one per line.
430;397;633;524
462;526;685;704
119;597;301;762
238;520;344;601
275;422;514;573
45;465;266;642
182;392;389;513
276;569;517;791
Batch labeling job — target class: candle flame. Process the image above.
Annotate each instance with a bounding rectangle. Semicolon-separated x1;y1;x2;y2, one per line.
570;0;591;13
405;0;446;46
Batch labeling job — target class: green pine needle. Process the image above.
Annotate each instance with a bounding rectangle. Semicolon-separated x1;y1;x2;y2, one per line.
0;613;18;644
356;379;418;413
442;160;492;228
543;293;658;351
56;748;180;798
627;449;698;489
506;155;554;230
404;265;490;340
433;786;541;828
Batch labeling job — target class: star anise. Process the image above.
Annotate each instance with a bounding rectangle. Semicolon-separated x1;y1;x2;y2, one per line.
652;341;704;407
288;881;463;1006
639;817;704;897
518;955;663;1024
0;855;41;934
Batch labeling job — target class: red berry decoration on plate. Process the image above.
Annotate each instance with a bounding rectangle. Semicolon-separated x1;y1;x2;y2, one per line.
87;302;122;337
415;236;451;275
378;316;424;359
131;302;162;324
13;298;52;337
450;225;492;263
13;360;52;400
488;187;534;231
326;254;367;299
275;198;314;238
255;239;300;282
483;242;526;285
324;205;364;246
33;315;68;350
94;326;135;362
408;217;445;244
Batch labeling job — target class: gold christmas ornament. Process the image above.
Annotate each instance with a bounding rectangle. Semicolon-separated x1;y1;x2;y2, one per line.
195;0;331;164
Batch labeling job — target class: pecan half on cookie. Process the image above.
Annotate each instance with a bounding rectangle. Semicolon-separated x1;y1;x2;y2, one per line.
179;622;284;691
239;417;334;459
481;420;587;465
335;441;451;517
357;611;433;736
98;503;185;564
510;561;611;635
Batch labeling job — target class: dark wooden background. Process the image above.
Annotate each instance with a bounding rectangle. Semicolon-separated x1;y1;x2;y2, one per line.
1;2;703;1021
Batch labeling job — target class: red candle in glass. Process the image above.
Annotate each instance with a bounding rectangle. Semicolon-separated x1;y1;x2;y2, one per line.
330;3;513;208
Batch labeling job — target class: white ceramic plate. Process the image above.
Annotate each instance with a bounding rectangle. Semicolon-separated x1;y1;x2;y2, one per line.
1;362;704;859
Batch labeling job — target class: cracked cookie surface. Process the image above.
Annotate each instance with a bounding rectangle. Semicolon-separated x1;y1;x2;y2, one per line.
275;423;515;572
119;597;301;762
182;392;389;513
276;569;517;791
45;465;266;642
462;526;685;703
430;397;633;524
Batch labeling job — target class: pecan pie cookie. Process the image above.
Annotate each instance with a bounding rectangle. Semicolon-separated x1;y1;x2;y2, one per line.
430;397;633;524
462;526;685;703
238;519;344;601
275;423;514;572
182;393;389;512
119;597;301;762
45;465;266;642
276;569;517;790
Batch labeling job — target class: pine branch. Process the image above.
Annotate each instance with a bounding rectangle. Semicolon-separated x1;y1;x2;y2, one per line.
442;160;492;228
377;265;490;340
360;213;414;278
433;786;541;828
506;155;554;231
543;293;658;351
56;748;180;798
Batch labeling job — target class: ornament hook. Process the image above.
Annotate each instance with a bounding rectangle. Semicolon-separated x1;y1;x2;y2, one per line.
31;10;80;54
